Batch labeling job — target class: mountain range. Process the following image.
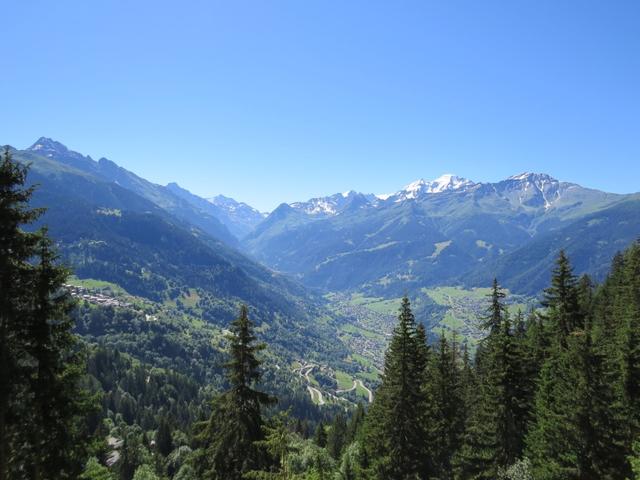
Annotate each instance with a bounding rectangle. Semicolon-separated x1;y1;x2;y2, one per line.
8;137;640;303
246;173;639;296
6;138;346;364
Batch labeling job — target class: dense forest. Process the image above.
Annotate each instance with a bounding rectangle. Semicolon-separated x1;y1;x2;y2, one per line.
2;147;640;480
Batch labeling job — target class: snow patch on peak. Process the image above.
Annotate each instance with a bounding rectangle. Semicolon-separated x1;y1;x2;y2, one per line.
404;178;427;191
508;172;533;181
394;174;474;201
428;174;473;193
400;179;428;199
375;193;393;201
508;172;558;183
28;137;69;154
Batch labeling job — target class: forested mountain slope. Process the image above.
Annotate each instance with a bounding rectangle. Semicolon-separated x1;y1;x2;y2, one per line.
27;137;240;245
7;145;347;363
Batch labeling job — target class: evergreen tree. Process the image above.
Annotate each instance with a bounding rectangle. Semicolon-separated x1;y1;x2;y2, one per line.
0;148;92;479
414;322;430;377
427;333;464;480
525;252;591;479
457;281;532;478
483;278;507;335
199;305;274;480
455;378;499;480
247;412;298;480
131;464;160;480
0;147;42;480
589;242;640;477
618;243;640;428
362;296;431;479
313;421;327;448
326;413;347;460
510;311;536;455
26;232;94;479
155;416;173;457
542;250;583;345
79;457;115;480
345;403;366;445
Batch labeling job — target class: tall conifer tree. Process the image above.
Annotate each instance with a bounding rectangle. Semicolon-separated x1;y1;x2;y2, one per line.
26;232;93;478
427;333;464;480
0;148;91;479
199;305;274;480
0;148;41;479
526;252;588;479
362;296;430;479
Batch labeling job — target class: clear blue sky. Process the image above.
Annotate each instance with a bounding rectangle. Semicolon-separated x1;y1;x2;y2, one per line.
1;0;638;211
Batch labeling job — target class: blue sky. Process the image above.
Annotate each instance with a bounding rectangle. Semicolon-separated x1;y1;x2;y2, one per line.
1;0;639;211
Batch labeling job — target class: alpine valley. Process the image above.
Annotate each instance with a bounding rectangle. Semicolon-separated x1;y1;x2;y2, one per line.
3;137;635;356
4;137;640;479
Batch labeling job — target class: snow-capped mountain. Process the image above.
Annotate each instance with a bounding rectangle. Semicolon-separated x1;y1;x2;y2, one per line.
494;172;573;210
281;172;576;217
245;171;630;295
289;190;372;217
388;174;476;202
207;195;266;238
285;174;477;217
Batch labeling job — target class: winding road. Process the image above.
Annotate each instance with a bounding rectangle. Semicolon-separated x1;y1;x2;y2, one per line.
335;379;373;403
295;362;373;405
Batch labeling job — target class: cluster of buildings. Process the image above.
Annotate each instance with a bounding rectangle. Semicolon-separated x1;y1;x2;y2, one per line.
63;284;132;309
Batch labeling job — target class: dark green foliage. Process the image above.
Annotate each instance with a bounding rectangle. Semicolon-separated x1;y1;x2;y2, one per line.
457;282;533;479
0;148;93;479
25;234;96;478
427;333;465;480
525;250;633;479
326;413;347;460
246;411;298;479
155;417;173;457
362;296;431;479
314;422;327;448
542;250;583;344
198;305;274;480
483;278;507;335
0;147;42;479
79;457;115;480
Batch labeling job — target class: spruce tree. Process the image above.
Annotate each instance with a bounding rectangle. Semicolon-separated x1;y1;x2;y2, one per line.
0;148;91;479
327;413;347;460
155;416;173;457
510;311;536;454
200;305;274;480
483;278;507;335
618;243;640;427
542;250;583;345
525;252;589;479
247;412;297;480
26;232;94;478
0;148;41;480
427;333;464;480
313;421;327;448
362;296;431;479
346;403;366;446
457;281;532;477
